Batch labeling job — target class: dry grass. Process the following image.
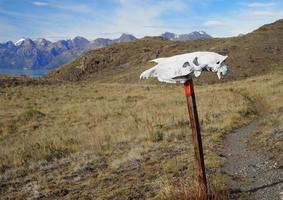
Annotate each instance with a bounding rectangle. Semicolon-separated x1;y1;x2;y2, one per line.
0;82;250;170
155;176;229;200
250;113;283;160
0;70;282;199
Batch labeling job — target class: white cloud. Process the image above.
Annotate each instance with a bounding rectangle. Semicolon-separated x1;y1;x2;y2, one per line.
32;1;49;6
0;19;25;42
32;1;93;13
207;8;283;37
96;0;188;38
247;2;275;7
199;1;283;37
50;3;93;13
1;0;283;41
1;0;190;41
249;10;273;16
202;20;225;27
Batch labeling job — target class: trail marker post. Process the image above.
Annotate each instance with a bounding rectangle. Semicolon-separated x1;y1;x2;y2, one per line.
184;79;208;200
140;51;229;200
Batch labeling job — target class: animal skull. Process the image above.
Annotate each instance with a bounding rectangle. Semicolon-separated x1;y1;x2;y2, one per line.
140;51;229;83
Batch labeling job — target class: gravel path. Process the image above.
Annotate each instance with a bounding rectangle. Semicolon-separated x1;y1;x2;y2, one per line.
223;117;283;200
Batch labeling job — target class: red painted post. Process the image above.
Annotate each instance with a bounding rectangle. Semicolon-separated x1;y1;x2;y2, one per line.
184;79;208;200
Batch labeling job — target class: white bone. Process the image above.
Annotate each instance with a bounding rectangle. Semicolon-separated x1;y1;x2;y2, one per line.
140;51;229;84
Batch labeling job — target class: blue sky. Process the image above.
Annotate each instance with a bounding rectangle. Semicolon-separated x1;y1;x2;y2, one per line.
0;0;283;42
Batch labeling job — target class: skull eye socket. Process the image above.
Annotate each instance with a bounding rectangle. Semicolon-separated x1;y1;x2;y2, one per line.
182;62;190;68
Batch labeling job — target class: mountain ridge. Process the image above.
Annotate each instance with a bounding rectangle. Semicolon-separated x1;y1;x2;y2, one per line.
161;31;211;41
0;31;212;70
0;34;137;70
46;19;283;84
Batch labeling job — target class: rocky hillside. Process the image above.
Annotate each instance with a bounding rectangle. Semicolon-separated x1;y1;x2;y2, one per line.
47;19;283;84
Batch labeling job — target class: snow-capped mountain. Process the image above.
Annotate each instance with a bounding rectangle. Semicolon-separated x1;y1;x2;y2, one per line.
161;31;212;41
15;38;26;46
0;31;212;70
34;38;52;47
0;34;137;70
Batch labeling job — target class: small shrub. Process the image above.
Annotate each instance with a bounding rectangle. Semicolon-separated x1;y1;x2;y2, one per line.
0;120;17;135
150;131;164;142
163;158;187;174
125;95;145;103
176;130;187;140
239;107;257;117
96;96;104;100
157;177;229;200
0;154;11;173
45;143;69;161
18;109;45;123
18;142;70;165
210;132;223;143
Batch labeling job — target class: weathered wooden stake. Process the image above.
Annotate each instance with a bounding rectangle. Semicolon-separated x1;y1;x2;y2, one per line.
184;79;208;200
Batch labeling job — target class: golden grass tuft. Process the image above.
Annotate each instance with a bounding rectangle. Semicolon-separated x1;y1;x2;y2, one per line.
155;176;229;200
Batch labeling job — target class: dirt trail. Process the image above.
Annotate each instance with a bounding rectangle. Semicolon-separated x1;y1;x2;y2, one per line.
222;116;283;200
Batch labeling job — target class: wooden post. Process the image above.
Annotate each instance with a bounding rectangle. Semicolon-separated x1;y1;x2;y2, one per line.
184;79;208;200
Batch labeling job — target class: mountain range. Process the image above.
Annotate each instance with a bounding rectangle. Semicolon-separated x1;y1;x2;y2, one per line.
47;19;283;85
161;31;211;41
0;31;211;70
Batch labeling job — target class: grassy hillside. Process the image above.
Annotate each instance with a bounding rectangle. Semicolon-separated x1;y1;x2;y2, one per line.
1;69;282;199
1;19;283;199
47;20;283;84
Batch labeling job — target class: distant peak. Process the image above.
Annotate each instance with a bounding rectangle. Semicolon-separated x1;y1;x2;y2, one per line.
71;36;90;47
73;36;88;41
14;38;34;46
119;33;136;39
15;38;26;46
35;38;51;46
161;32;177;40
161;32;176;36
189;31;208;35
35;38;47;41
161;31;211;41
115;34;136;43
198;31;206;34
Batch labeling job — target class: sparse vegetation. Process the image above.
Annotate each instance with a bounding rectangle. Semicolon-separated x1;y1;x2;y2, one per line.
0;70;282;199
18;109;46;122
150;131;164;142
1;18;283;199
250;113;283;160
155;176;229;200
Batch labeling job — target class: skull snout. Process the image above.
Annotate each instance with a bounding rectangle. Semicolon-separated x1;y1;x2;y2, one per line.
220;64;229;75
